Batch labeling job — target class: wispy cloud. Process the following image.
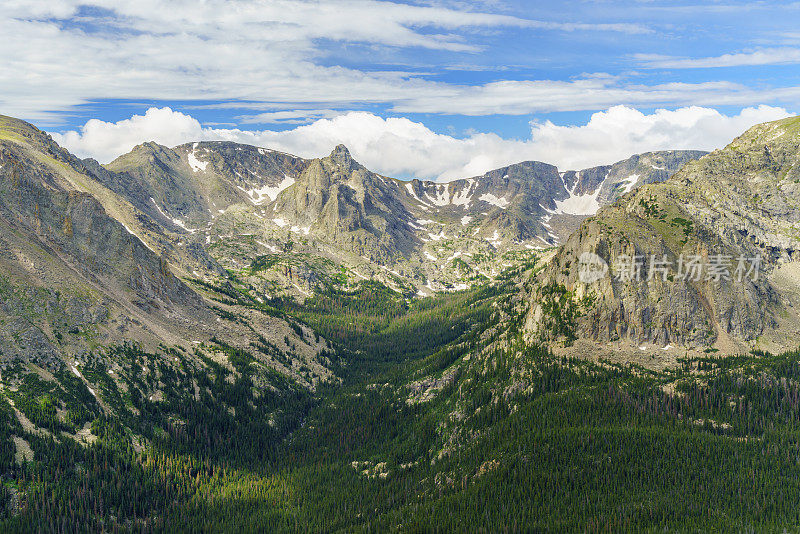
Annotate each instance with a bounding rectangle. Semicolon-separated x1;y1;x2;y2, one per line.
0;0;650;123
636;48;800;69
3;0;798;129
390;78;798;115
236;109;344;125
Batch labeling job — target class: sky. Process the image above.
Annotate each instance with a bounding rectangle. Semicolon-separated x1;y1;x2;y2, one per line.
2;0;799;180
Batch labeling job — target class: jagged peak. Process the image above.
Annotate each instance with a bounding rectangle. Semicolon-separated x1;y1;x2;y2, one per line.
331;143;350;156
106;141;174;162
329;144;355;169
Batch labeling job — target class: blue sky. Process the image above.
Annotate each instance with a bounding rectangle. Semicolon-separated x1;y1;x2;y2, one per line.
3;0;799;178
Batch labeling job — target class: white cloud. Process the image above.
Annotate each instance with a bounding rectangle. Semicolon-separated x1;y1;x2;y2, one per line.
6;0;799;126
637;48;800;69
52;108;210;163
524;105;792;169
0;0;653;123
391;78;759;115
779;32;800;45
51;105;793;180
237;109;345;125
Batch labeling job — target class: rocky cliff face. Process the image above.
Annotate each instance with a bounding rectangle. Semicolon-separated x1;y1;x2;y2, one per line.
0;118;198;306
100;140;309;230
0;116;202;365
0;115;333;386
272;145;419;262
525;117;800;353
90;131;703;299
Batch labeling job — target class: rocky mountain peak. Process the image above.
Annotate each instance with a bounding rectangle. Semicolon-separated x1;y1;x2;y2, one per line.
728;115;800;150
106;141;178;171
329;144;355;170
133;140;172;157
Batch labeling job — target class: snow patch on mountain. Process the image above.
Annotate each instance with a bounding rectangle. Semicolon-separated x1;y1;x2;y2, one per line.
479;193;510;209
618;173;640;195
553;172;604;216
289;225;310;235
239;175;296;204
553;191;600;215
451;179;474;208
426;183;451;206
187;143;209;172
149;197;197;232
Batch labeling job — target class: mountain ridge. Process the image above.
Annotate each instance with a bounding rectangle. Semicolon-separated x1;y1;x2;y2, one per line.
524;115;800;355
0;114;334;387
90;133;704;299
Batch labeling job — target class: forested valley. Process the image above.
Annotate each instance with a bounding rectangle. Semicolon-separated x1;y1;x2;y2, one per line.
3;267;800;532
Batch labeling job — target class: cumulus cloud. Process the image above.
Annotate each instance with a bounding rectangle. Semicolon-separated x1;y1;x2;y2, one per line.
52;108;211;163
524;105;792;169
52;105;792;180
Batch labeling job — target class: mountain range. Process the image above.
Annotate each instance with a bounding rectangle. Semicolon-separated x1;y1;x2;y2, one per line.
82;126;706;298
10;107;800;382
5;111;800;530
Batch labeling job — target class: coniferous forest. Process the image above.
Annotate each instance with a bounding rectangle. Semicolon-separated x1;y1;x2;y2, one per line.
3;272;800;532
